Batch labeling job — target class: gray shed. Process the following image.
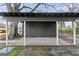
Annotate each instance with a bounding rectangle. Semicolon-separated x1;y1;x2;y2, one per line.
0;12;78;46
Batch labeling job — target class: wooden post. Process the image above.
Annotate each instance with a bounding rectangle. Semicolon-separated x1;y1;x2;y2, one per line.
24;21;26;46
6;21;8;46
56;21;59;45
73;21;76;45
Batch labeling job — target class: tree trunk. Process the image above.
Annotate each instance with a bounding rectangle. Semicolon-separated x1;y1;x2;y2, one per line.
12;22;20;37
6;3;20;38
12;3;21;37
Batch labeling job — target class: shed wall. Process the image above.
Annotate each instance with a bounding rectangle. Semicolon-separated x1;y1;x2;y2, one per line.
26;21;56;37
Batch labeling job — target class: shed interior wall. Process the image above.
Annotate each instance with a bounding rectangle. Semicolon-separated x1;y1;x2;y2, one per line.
26;21;56;37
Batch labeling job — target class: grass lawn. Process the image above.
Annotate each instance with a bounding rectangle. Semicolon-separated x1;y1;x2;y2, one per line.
7;48;18;56
0;43;5;49
7;46;48;56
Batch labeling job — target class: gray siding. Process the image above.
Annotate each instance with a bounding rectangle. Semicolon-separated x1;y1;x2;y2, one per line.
26;21;56;37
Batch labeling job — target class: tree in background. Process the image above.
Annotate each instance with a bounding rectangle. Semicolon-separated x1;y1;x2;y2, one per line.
6;3;42;37
64;3;79;33
6;3;20;37
76;20;79;33
58;22;65;33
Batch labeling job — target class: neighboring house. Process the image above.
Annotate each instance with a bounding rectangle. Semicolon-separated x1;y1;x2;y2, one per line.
0;28;6;33
0;12;78;46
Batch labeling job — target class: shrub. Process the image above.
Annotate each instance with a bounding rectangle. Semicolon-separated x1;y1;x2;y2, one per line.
8;49;18;56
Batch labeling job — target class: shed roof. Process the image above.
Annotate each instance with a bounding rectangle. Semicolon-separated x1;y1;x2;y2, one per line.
0;12;79;17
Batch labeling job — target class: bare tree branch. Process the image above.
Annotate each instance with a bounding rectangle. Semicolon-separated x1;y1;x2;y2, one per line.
44;3;48;12
19;3;42;12
63;3;79;12
6;3;13;12
64;3;73;12
0;4;6;7
16;3;21;8
30;3;41;13
19;6;32;11
20;5;42;12
42;3;58;11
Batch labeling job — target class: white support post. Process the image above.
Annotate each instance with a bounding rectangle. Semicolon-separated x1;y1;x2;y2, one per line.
73;21;76;45
24;21;26;46
6;21;8;46
56;21;59;45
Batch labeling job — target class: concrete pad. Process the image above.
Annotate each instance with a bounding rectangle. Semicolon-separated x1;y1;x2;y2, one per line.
0;47;15;54
0;37;73;46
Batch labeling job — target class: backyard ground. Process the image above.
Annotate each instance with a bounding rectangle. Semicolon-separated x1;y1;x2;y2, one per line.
2;44;79;56
0;33;79;56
